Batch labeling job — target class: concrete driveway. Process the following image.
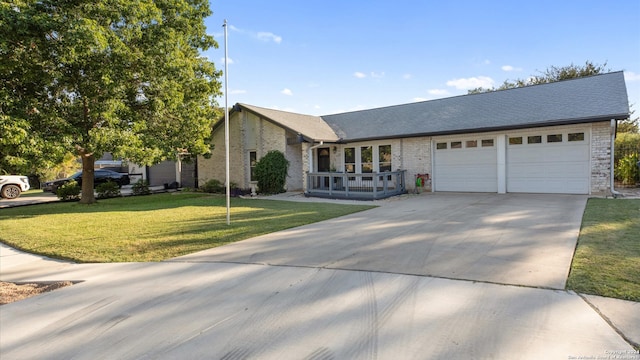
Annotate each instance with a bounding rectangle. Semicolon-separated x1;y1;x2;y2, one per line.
2;193;638;359
175;193;587;289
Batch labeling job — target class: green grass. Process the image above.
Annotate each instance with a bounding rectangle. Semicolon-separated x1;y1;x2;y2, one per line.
567;198;640;301
0;193;374;262
21;189;45;197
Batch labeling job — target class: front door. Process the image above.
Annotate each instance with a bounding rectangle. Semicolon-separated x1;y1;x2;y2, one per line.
317;148;330;188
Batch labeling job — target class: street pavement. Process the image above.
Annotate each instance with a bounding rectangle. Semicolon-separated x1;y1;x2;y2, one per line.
1;193;638;359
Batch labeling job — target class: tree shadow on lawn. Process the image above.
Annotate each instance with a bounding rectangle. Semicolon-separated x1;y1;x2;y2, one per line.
0;193;373;219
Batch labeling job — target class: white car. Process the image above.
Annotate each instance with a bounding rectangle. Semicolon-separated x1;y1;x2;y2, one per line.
0;175;31;199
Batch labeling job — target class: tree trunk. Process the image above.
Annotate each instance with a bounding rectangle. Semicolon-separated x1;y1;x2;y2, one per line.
79;152;97;204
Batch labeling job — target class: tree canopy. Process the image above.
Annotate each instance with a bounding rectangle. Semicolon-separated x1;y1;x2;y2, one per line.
468;61;610;94
1;0;222;203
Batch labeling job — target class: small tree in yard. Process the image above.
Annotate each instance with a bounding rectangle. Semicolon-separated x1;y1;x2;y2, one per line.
254;150;289;194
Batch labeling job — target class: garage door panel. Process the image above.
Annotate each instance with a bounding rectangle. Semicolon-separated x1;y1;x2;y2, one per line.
507;179;589;194
508;163;589;178
509;146;588;161
436;178;498;192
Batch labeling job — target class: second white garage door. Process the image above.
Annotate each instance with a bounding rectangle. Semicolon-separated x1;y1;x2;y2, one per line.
506;129;590;194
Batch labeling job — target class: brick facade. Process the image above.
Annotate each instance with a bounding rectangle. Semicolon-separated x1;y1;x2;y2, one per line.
590;121;612;194
197;110;304;191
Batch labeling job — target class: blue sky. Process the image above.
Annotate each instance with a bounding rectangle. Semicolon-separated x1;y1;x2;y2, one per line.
204;0;640;117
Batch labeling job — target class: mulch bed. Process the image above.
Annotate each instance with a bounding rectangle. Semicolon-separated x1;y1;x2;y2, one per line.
0;281;73;305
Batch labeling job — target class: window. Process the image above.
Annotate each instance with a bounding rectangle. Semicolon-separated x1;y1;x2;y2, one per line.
344;147;355;173
466;140;477;148
249;151;257;181
436;142;447;150
451;141;462;149
360;146;373;181
361;146;373;173
481;139;494;147
378;145;392;172
528;135;542;144
568;132;585;141
509;137;523;145
547;134;563;143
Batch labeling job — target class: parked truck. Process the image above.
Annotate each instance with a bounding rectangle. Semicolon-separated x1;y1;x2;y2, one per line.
0;175;31;199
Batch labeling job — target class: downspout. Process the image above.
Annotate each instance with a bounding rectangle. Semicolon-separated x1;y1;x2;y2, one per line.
610;119;621;198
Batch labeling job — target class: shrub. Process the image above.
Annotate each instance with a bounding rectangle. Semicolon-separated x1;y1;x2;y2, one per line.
200;179;224;193
132;179;151;195
56;180;81;201
254;150;289;194
615;153;639;185
96;181;121;199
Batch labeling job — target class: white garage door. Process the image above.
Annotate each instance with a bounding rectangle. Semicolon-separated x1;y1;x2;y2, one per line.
506;130;590;194
434;137;498;192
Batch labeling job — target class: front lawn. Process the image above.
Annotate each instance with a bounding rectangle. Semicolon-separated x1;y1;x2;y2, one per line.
567;198;640;301
0;193;374;262
20;189;45;197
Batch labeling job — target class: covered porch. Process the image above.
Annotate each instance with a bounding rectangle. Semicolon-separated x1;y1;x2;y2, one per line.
306;170;407;200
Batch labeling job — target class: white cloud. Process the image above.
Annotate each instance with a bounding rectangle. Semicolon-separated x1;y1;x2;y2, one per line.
428;89;450;96
220;57;234;64
281;88;293;96
403;74;412;80
257;32;282;44
446;76;495;90
370;71;385;78
230;89;246;94
501;65;522;72
413;97;428;102
227;25;282;44
354;72;367;78
624;71;640;82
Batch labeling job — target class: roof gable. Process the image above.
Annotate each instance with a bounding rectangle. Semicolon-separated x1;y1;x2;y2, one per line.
237;104;339;142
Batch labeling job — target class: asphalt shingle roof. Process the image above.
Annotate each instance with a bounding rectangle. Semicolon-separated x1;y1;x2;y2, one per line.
321;71;629;141
233;72;629;143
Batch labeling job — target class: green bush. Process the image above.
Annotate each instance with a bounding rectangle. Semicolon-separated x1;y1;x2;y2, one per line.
96;181;121;199
132;179;151;195
200;179;224;193
615;153;639;185
56;180;81;201
614;133;640;184
254;150;289;194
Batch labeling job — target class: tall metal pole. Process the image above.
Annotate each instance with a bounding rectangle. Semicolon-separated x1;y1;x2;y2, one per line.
223;20;230;225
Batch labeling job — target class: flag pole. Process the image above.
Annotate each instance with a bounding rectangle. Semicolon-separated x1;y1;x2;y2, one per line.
223;19;230;225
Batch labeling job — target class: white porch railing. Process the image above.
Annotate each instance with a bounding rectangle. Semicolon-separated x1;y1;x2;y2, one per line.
306;170;406;200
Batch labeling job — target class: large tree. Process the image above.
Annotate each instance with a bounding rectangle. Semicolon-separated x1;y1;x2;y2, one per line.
1;0;221;203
